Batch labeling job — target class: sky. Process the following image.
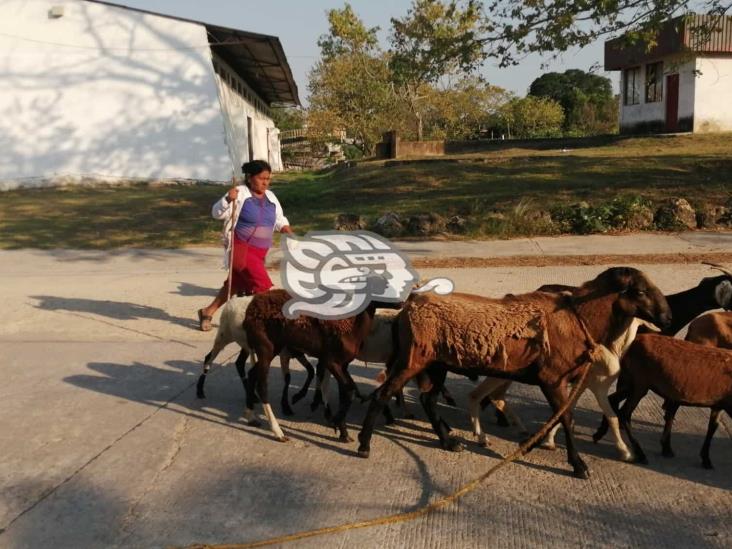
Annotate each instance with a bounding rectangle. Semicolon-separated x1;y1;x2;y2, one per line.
114;0;619;104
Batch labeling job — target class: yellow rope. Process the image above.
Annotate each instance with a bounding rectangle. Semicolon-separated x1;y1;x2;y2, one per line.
189;352;596;549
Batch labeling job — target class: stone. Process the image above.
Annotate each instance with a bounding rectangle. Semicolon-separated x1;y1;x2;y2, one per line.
625;205;654;230
696;205;729;229
373;212;404;237
406;213;447;236
334;213;367;231
446;215;468;233
654;198;697;230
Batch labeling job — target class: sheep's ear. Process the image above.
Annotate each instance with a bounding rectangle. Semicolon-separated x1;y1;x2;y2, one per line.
715;279;732;308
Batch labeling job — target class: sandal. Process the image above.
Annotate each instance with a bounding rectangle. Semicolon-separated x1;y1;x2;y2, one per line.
197;309;213;332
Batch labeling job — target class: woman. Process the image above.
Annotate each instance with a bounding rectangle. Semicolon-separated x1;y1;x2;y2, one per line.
197;160;293;331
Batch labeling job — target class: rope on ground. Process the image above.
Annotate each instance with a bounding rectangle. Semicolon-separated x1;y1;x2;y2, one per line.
189;352;596;549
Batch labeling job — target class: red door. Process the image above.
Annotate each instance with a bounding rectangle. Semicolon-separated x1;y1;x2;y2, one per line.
665;74;679;132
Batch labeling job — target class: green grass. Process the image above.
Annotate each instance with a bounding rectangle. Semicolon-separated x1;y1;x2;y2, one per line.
1;133;731;249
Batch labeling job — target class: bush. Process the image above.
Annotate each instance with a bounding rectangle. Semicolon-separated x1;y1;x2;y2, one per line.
551;195;653;234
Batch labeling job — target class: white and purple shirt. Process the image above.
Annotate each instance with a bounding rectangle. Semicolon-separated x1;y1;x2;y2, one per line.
234;195;277;249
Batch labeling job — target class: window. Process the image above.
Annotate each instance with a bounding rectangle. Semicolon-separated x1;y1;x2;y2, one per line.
623;67;641;105
645;62;663;103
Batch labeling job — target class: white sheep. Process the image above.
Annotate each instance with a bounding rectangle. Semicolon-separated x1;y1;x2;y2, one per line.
196;295;315;419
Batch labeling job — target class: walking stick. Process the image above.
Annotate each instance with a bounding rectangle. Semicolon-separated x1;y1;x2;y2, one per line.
227;175;237;301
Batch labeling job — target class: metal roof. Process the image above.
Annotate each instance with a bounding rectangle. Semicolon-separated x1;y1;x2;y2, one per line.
84;0;300;106
605;13;732;70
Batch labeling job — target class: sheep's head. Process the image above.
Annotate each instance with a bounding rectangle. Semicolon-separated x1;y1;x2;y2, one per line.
594;267;672;328
702;262;732;310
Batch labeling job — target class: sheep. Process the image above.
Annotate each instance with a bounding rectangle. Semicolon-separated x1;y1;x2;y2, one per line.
313;308;457;422
644;310;732;463
593;263;732;442
357;267;672;479
243;289;399;442
468;317;660;461
685;310;732;348
612;334;732;469
195;295;315;418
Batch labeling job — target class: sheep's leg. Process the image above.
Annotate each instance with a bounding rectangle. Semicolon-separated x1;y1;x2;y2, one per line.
440;385;457;407
700;408;721;469
279;352;294;417
589;379;633;462
540;382;589;479
419;366;463;453
396;389;415;419
253;353;288;442
593;388;625;443
661;401;680;458
234;350;255;404
319;367;336;421
617;386;649;465
494;398;528;433
328;364;356;443
468;377;508;446
310;361;327;412
242;365;262;428
357;367;417;458
197;334;229;399
291;354;314;404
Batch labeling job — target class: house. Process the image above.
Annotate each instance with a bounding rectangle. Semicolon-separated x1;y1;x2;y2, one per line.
0;0;300;188
605;14;732;134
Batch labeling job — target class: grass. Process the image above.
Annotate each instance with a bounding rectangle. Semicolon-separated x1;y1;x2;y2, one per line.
1;133;731;249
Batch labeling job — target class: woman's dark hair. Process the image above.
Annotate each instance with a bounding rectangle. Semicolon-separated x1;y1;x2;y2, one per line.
241;160;271;177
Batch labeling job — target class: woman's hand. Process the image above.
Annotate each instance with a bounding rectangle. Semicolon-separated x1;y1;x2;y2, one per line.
226;187;238;203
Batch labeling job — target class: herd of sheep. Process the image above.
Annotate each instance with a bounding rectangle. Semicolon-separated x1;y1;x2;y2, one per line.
196;264;732;479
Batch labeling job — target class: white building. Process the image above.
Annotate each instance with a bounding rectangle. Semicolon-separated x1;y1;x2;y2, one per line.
605;14;732;134
0;0;300;188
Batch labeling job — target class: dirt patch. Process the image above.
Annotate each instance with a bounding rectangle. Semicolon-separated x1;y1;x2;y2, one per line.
410;253;732;269
266;252;732;270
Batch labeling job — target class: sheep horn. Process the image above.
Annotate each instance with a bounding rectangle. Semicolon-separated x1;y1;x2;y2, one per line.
702;261;732;278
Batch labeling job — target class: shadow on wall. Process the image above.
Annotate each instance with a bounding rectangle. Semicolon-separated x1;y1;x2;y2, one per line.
0;3;231;183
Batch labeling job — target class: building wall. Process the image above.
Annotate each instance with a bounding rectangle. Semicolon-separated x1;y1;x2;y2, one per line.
619;56;696;133
212;56;281;173
693;56;732;132
0;0;234;186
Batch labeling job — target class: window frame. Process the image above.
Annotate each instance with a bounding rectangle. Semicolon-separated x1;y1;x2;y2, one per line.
623;66;641;106
645;62;664;103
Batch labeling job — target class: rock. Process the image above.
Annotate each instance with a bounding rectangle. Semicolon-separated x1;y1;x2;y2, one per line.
334;213;367;231
373;212;403;238
625;205;654;230
524;209;553;225
696;205;729;229
446;215;468;233
406;213;447;236
654;198;697;230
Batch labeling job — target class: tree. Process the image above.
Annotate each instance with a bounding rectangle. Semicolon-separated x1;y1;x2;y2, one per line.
271;107;305;131
307;5;403;155
316;2;380;60
496;96;564;139
421;78;511;139
529;69;617;135
389;0;489;139
483;1;730;67
307;54;398;155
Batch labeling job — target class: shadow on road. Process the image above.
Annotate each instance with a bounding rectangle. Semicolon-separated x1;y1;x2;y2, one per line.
31;295;197;330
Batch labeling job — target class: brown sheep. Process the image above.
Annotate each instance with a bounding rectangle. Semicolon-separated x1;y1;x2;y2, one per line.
243;289;399;442
648;310;732;465
614;334;732;468
357;267;671;479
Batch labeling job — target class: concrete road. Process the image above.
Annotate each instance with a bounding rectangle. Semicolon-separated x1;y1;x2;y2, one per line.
1;247;731;548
